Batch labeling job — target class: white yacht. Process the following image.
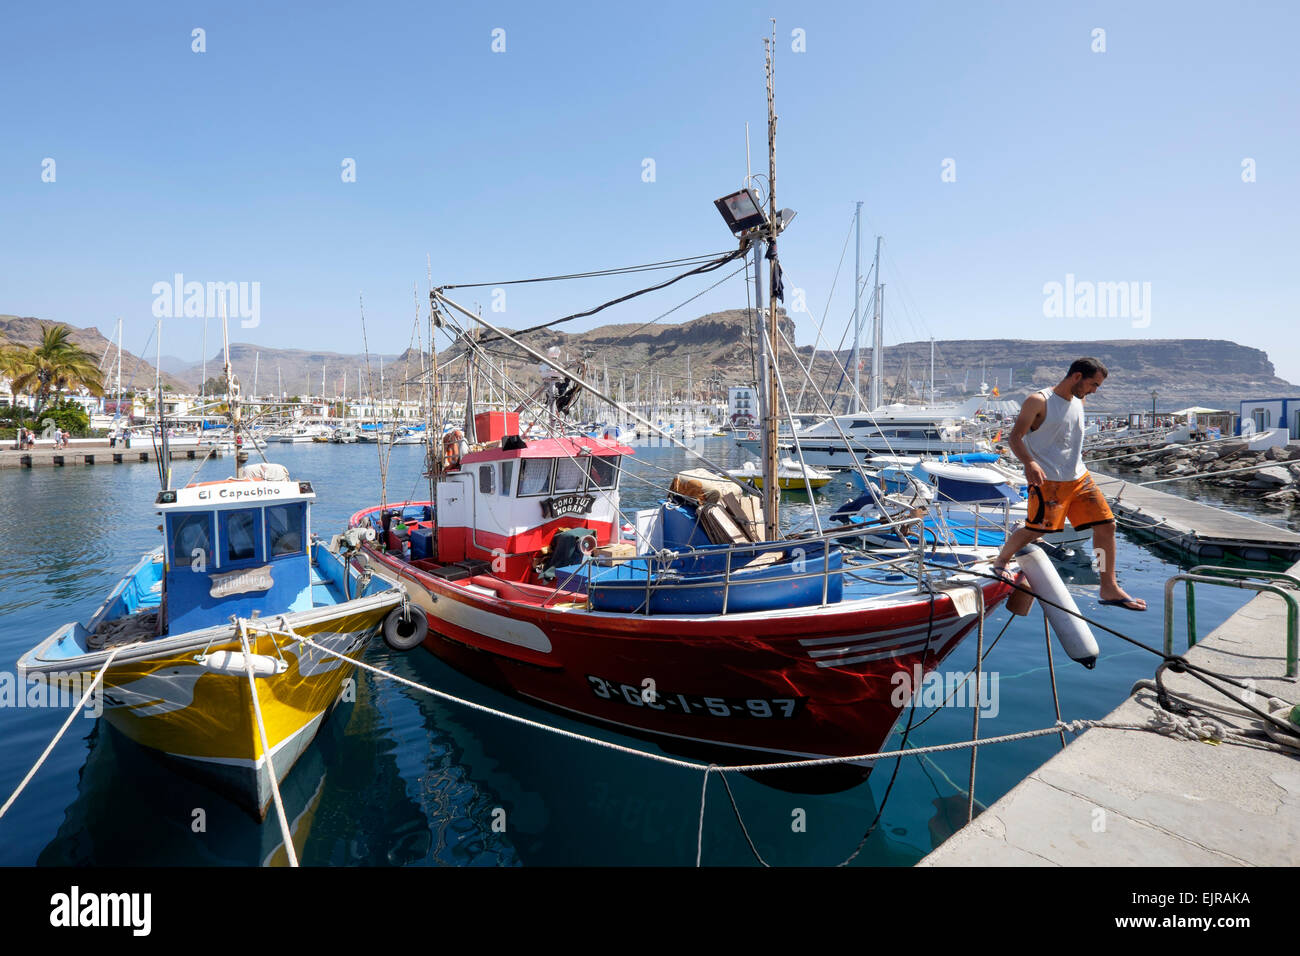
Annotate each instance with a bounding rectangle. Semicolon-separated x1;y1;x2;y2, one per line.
734;396;993;466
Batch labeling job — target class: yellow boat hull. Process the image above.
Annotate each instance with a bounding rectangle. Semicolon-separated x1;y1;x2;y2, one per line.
89;609;389;819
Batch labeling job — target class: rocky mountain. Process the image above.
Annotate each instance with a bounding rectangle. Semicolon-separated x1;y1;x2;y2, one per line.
0;314;192;393
4;310;1290;413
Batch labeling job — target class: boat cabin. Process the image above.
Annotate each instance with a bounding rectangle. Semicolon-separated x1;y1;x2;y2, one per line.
156;471;315;633
434;436;631;579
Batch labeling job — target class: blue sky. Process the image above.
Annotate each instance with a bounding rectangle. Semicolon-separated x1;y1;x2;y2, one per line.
2;1;1297;385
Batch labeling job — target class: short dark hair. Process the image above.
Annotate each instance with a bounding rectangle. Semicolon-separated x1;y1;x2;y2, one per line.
1068;357;1108;379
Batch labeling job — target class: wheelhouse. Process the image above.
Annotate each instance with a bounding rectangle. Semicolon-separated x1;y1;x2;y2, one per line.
433;436;631;578
156;477;316;633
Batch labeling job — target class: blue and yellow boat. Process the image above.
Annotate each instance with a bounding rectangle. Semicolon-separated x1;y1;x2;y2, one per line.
18;465;406;820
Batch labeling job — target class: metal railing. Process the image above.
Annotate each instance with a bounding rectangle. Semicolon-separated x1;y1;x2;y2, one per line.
578;516;991;616
1163;566;1300;679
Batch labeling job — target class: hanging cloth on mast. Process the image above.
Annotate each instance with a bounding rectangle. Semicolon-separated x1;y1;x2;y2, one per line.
766;240;785;302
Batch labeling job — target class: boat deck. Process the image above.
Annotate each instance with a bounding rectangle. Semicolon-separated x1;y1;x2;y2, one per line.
1093;471;1300;563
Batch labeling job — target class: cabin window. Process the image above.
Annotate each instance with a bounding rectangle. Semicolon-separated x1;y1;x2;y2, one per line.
586;455;619;490
265;503;306;557
554;457;586;493
479;464;495;495
221;508;263;565
500;460;514;496
518;458;553;496
169;513;213;569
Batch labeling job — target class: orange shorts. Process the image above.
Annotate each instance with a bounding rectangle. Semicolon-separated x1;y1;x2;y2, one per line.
1025;473;1114;533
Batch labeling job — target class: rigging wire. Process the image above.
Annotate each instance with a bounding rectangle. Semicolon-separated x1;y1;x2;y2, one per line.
474;248;746;345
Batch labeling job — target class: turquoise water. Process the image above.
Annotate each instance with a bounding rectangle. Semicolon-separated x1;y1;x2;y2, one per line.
0;438;1282;866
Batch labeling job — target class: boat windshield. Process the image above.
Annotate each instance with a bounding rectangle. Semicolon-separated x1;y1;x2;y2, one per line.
586;455;618;489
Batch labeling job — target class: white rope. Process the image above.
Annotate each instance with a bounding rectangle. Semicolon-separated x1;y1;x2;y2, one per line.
237;622;298;867
0;648;121;820
695;767;714;866
279;625;1100;771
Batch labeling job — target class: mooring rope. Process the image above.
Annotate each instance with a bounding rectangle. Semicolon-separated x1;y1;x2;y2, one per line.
237;622;299;867
0;648;121;820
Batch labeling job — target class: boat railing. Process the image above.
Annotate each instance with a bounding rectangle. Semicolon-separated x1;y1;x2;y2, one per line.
585;519;935;614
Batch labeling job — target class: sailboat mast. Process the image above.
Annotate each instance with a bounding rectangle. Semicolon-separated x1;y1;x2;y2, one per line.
221;303;241;478
930;337;935;405
870;236;882;411
852;201;862;414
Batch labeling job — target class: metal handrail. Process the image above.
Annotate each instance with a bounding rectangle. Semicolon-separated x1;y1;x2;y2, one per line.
1163;570;1298;679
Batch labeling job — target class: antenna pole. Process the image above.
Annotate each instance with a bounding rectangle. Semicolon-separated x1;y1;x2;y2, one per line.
761;25;780;540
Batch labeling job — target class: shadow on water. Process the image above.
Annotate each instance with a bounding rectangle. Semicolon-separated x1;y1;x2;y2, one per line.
35;672;509;866
375;643;921;866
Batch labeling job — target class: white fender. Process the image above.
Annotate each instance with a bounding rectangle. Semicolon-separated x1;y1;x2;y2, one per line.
1016;545;1100;669
201;651;286;677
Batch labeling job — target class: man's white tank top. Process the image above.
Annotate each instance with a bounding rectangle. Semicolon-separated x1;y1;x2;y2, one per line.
1024;387;1086;482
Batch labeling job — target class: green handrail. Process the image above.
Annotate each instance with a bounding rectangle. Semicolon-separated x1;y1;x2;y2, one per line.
1164;567;1299;678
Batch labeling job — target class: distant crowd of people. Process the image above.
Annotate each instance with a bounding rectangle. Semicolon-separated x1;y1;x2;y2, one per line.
11;427;73;450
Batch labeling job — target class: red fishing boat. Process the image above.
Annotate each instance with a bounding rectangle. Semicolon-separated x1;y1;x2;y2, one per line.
349;420;1018;779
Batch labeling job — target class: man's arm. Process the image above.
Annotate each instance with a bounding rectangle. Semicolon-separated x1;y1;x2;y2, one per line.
1007;393;1047;486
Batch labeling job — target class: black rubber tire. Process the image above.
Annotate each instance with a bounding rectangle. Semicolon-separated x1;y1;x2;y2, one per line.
382;605;428;651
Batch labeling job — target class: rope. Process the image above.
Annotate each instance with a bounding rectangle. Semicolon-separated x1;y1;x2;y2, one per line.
237;622;299;867
0;648;121;820
278;625;1094;771
1043;609;1067;749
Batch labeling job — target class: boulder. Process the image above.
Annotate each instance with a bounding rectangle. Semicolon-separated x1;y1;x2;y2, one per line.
1253;466;1293;486
1263;488;1299;502
1196;451;1220;464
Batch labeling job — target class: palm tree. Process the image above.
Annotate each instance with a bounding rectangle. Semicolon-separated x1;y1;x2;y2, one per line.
7;325;104;411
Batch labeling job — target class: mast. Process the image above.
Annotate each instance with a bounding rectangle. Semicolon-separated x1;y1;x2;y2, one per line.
852;201;862;414
930;337;935;405
201;316;208;409
427;258;443;554
253;351;259;398
869;236;883;411
221;302;241;478
761;26;780;540
114;318;122;427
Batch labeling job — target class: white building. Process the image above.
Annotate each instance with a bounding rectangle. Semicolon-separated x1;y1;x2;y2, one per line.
728;385;758;427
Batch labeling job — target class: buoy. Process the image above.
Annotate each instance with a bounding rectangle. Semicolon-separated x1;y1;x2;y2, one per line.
1016;545;1100;668
383;605;428;651
578;534;598;556
201;650;286;677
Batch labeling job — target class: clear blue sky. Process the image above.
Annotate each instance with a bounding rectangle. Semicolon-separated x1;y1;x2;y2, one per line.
2;1;1297;385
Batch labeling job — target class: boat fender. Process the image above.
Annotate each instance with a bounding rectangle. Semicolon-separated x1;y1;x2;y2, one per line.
383;604;428;651
201;650;286;677
1016;545;1100;668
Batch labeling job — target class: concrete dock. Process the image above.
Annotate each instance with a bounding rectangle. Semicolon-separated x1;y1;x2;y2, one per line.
1094;471;1300;565
0;443;222;469
920;561;1300;867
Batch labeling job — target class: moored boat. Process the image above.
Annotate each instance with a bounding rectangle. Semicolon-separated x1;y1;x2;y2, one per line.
18;467;405;819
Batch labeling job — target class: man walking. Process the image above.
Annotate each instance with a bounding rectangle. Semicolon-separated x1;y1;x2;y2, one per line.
994;357;1146;611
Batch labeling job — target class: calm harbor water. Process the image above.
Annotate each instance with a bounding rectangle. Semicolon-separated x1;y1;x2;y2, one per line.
0;437;1284;866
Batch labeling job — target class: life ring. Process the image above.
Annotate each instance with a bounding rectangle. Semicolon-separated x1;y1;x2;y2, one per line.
746;430;758;441
383;604;428;651
442;429;464;469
